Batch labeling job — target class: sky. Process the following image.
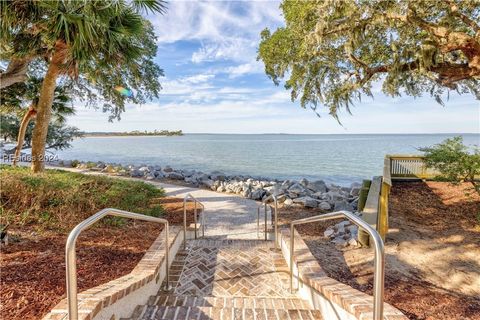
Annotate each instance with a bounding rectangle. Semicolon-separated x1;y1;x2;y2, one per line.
68;0;480;134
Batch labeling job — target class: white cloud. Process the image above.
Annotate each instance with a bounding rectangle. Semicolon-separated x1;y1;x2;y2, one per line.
149;1;282;63
224;61;264;78
182;74;215;84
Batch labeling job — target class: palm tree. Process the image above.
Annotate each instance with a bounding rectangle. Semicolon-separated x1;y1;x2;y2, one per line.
1;0;166;172
0;77;75;165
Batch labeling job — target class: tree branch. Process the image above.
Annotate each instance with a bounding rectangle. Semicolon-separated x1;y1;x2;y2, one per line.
0;57;31;89
445;0;480;33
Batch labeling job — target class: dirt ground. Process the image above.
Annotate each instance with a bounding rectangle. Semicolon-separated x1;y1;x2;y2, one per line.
0;197;198;320
279;181;480;320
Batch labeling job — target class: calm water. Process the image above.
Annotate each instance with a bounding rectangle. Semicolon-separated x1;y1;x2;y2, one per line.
56;134;479;185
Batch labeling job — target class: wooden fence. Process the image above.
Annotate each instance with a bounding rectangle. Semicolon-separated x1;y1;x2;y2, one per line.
387;154;439;180
377;155;432;240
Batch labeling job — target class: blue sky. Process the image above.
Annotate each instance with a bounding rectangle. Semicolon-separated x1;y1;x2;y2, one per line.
69;0;480;134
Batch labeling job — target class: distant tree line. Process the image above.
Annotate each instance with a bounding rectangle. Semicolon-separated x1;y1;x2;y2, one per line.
86;130;183;137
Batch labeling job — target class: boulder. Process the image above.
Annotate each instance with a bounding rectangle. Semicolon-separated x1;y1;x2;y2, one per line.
299;178;309;187
284;198;294;207
201;179;215;188
210;171;226;181
163;166;173;173
166;172;184;180
334;200;354;212
130;169;143;177
138;166;150;172
324;228;335;238
288;183;305;195
145;173;156;180
250;189;265;200
318;201;331;211
307;180;327;193
293;196;318;208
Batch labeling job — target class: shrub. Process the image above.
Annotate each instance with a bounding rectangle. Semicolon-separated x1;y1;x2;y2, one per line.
0;165;165;231
419;137;480;194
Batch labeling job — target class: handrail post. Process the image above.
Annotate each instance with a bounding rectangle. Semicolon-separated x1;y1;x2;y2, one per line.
66;230;79;320
288;211;385;320
163;222;171;291
290;223;295;293
194;201;198;239
183;197;187;250
257;207;260;239
264;203;268;241
274;197;278;249
65;209;170;320
201;204;205;237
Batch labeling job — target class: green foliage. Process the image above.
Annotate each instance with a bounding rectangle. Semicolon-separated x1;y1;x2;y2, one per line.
258;0;480;119
0;0;166;120
0;113;83;150
86;130;184;137
0;165;165;231
420;137;480;193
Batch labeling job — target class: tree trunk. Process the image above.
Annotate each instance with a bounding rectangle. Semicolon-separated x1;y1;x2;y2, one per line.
13;104;37;166
30;63;60;173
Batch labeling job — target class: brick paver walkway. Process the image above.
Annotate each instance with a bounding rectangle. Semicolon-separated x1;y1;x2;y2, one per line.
123;240;320;320
170;240;295;298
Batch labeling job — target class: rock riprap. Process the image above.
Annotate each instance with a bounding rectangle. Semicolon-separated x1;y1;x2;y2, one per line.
56;160;360;211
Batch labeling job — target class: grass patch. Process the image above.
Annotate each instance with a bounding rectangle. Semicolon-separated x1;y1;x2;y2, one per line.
0;165;165;232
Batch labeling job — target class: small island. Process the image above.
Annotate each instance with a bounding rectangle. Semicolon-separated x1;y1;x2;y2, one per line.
85;130;183;137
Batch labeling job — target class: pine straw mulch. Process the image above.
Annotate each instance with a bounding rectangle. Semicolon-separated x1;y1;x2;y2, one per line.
0;197;198;320
278;182;480;320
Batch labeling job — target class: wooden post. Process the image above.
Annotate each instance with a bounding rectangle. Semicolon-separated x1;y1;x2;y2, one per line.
378;181;390;240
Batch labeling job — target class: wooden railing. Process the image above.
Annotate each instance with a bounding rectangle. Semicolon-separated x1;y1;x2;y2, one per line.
387;154;438;180
377;155;439;240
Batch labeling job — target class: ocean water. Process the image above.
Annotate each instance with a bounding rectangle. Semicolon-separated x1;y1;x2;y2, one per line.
56;134;479;185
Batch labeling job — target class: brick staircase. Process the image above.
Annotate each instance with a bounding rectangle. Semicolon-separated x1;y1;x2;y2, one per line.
122;239;322;320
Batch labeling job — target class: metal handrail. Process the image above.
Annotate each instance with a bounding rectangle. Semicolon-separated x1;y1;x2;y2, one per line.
65;208;171;320
256;194;279;248
183;193;205;249
289;210;385;320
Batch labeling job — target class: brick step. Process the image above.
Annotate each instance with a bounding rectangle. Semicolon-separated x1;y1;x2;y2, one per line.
186;239;275;248
146;294;313;310
123;305;323;320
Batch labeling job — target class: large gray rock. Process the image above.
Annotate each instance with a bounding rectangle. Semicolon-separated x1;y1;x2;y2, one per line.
163;166;173;173
288;183;305;195
138;166;150;172
250;189;265;200
166;172;184;180
145;173;156;180
201;179;215;188
130;169;143;177
318;201;331;211
284;198;294;207
210;171;226;181
293;196;318;208
334;200;354;212
299;178;309;187
307;180;327;193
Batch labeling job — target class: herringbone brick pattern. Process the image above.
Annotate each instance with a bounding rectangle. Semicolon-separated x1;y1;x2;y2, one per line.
169;240;295;298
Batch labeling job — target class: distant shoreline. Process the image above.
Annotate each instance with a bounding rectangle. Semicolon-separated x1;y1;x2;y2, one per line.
84;130;183;137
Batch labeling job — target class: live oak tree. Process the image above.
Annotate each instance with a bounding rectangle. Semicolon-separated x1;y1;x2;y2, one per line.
258;0;480;119
0;0;166;172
